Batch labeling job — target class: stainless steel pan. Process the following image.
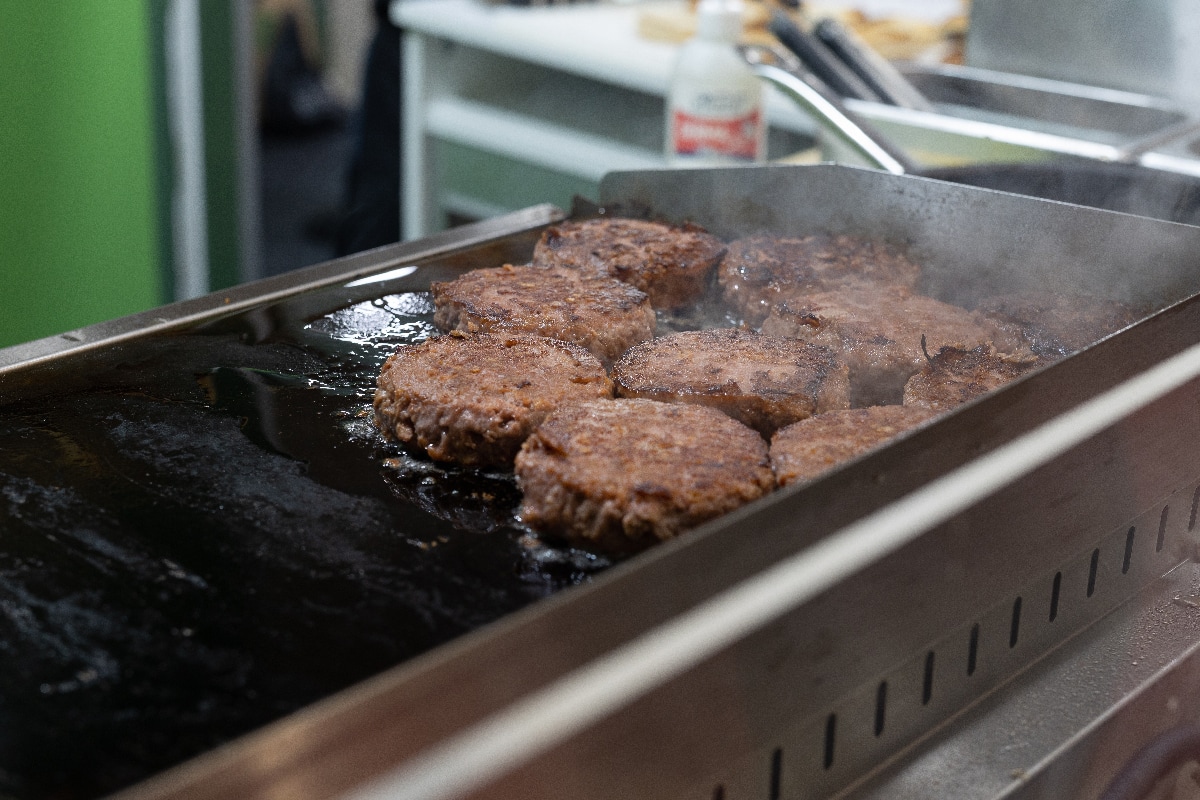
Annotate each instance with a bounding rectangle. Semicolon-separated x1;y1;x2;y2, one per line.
743;45;1200;226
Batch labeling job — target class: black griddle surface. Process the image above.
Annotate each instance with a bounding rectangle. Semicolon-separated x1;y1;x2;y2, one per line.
0;288;607;799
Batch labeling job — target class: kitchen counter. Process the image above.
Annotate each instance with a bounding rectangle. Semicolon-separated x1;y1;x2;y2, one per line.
392;0;677;97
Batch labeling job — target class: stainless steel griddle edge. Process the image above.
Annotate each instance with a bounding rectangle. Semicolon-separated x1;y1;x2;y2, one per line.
0;204;564;378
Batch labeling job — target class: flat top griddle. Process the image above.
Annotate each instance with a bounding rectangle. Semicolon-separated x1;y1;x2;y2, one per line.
6;165;1200;800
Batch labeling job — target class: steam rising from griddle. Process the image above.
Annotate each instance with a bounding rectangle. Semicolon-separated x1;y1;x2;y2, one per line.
379;207;1145;554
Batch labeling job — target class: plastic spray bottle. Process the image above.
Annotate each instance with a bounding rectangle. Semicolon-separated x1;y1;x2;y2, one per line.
665;0;767;166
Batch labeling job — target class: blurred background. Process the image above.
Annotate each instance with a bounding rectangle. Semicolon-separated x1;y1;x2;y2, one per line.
2;0;1197;350
0;0;377;349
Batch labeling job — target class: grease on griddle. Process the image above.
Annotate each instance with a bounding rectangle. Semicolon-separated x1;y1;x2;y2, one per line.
0;286;606;800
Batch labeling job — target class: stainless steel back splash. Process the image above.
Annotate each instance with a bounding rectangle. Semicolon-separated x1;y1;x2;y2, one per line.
966;0;1200;110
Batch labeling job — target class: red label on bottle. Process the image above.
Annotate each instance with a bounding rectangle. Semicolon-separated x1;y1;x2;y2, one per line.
672;108;762;160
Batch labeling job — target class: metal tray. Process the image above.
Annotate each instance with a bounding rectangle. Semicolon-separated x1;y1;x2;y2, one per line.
830;64;1199;169
897;63;1191;148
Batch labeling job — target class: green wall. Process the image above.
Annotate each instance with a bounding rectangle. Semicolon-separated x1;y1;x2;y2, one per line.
0;2;164;348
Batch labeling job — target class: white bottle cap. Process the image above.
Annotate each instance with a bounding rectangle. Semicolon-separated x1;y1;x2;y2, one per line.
695;0;744;42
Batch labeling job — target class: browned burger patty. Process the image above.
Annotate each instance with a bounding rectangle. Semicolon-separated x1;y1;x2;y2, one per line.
770;405;935;486
760;284;1023;406
373;332;614;468
611;328;850;437
432;264;655;366
902;345;1039;412
531;217;726;310
972;291;1136;358
514;399;774;554
719;233;923;326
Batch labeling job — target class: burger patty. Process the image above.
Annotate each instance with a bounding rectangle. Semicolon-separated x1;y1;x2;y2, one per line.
719;233;923;326
903;345;1039;412
531;217;726;309
973;291;1137;359
611;328;850;436
770;405;935;486
373;332;614;468
514;399;775;554
760;284;1023;406
431;263;656;365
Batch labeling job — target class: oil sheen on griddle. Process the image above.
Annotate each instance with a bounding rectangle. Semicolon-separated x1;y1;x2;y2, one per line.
0;288;606;800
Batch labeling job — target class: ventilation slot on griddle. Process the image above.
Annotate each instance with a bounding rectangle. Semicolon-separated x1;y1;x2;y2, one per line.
874;682;888;736
1087;548;1100;597
824;714;837;770
922;651;935;705
1009;597;1023;648
967;624;980;676
1050;572;1062;621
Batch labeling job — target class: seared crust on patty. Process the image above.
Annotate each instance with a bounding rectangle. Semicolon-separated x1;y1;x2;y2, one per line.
515;399;774;554
373;332;614;468
770;405;935;486
432;264;656;365
719;233;922;326
612;328;850;436
972;291;1136;359
532;217;726;309
761;284;1023;406
902;345;1039;412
